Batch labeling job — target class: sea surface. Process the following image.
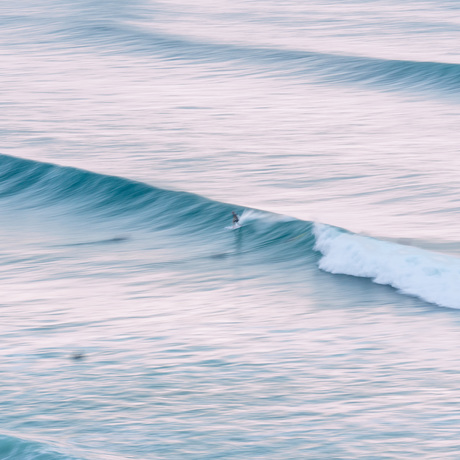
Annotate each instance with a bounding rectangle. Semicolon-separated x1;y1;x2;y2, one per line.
1;1;460;458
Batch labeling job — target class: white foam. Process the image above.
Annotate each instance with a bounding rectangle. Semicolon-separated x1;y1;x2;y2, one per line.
313;223;460;309
239;209;295;226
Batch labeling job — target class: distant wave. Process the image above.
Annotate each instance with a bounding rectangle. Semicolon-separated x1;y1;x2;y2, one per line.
52;19;460;97
3;2;460;97
314;223;460;310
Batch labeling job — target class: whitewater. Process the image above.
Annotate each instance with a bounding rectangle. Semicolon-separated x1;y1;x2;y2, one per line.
1;0;460;459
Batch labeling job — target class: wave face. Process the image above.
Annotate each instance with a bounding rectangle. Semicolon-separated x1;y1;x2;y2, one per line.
2;154;459;310
314;223;460;309
0;154;317;261
0;153;222;230
0;434;80;460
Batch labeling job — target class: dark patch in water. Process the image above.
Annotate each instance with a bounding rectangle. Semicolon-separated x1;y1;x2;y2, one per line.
70;352;85;360
209;253;231;260
66;236;130;246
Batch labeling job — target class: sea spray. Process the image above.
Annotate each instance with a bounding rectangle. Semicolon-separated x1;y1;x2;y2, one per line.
314;223;460;309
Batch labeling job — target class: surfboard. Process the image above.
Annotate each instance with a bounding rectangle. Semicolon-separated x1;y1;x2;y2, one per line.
225;223;241;230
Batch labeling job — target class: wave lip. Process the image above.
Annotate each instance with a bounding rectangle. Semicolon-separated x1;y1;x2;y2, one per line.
313;223;460;309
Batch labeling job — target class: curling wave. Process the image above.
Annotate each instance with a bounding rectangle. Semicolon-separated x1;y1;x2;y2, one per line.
314;223;460;310
2;154;459;310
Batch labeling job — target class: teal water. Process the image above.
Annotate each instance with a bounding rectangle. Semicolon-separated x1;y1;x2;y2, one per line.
1;1;460;458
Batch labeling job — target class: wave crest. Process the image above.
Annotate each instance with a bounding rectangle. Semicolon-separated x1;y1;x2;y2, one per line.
314;223;460;309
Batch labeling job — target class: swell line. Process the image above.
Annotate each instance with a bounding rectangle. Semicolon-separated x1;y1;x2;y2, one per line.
50;19;460;97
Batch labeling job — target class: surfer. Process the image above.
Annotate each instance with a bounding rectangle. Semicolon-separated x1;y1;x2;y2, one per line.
232;211;239;226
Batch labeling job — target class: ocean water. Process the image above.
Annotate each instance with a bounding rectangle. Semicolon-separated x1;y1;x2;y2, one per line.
1;0;460;458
